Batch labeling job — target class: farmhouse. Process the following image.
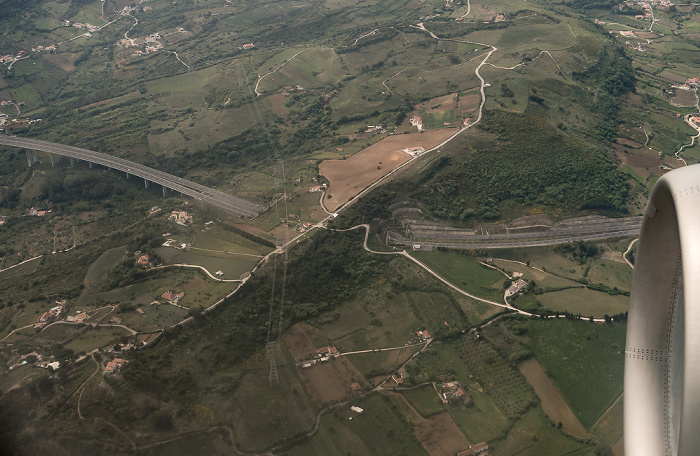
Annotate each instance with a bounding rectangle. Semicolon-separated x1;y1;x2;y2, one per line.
137;254;150;265
437;380;468;403
315;346;339;358
162;291;185;303
351;382;362;391
398;367;409;379
169;210;192;225
38;305;63;323
416;329;432;340
29;207;50;216
162;238;187;249
471;442;489;454
66;312;88;323
410;115;423;131
401;146;426;157
243;43;255;49
506;278;528;297
105;358;129;374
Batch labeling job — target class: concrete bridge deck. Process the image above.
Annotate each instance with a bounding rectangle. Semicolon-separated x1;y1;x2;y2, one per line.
0;135;260;218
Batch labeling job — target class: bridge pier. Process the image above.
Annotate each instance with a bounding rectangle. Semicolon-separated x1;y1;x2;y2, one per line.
50;153;55;167
69;157;74;167
25;149;39;167
162;186;167;197
144;179;149;188
126;172;130;179
88;162;93;169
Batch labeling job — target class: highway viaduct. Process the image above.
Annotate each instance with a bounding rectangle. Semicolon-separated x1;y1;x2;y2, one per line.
0;135;261;218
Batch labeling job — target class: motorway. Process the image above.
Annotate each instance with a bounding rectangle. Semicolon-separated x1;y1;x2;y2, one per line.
389;216;642;249
0;135;260;218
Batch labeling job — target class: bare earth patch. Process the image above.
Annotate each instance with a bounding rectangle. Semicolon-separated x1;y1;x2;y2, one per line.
390;391;471;456
267;93;288;116
416;93;458;114
519;358;588;439
42;52;80;72
181;277;206;291
283;323;318;360
612;437;624;456
614;143;663;178
659;70;686;84
472;4;497;21
321;129;456;211
671;88;698;107
457;93;480;119
296;357;368;407
615;137;644;149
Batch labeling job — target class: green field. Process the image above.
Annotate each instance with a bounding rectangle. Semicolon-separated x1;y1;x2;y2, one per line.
412;251;505;301
28;323;130;354
287;393;428;456
586;259;633;292
401;384;445;417
490;407;590;455
524;319;626;429
537;287;629;317
156;247;259;279
449;387;510;443
591;395;623;446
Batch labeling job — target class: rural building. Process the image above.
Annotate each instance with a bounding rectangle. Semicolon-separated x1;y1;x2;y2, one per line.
472;442;489;454
105;358;129;374
438;381;468;403
350;406;363;414
309;184;326;192
392;374;404;385
162;238;187;249
315;346;339;358
506;278;528;297
351;382;361;391
243;43;254;49
169;211;192;225
401;146;425;157
416;329;432;340
410;115;423;131
457;442;488;455
29;207;49;216
0;215;8;225
137;254;149;265
398;367;409;379
162;291;185;303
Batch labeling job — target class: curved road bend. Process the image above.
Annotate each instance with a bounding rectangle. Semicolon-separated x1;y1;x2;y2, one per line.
0;136;260;218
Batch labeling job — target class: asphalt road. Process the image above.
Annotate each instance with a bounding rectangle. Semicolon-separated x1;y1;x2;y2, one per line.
0;135;260;218
389;226;641;249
